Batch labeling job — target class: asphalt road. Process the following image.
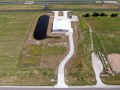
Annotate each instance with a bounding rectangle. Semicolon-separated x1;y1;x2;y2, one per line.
0;0;112;4
0;87;120;90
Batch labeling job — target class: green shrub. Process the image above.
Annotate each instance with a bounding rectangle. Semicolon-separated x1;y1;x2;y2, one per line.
100;12;106;16
111;13;118;17
83;13;90;17
92;12;100;17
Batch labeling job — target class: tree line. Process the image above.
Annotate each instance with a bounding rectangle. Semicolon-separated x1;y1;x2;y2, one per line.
83;12;118;17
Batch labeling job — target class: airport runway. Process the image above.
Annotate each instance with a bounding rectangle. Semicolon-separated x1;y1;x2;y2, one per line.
0;86;120;90
0;0;113;4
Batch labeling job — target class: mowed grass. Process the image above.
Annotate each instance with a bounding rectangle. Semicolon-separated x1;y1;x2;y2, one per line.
0;4;44;10
42;46;66;56
49;4;119;10
0;11;67;86
85;16;120;54
19;45;66;66
0;4;119;11
0;0;42;1
16;66;56;86
66;15;96;85
0;12;39;85
18;44;66;86
84;14;120;84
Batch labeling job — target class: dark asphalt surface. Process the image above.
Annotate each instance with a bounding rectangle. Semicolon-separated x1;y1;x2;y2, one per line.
0;87;120;90
0;1;94;4
0;0;111;4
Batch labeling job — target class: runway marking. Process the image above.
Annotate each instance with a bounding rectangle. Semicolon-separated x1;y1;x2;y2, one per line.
96;1;102;4
24;1;34;4
103;1;118;4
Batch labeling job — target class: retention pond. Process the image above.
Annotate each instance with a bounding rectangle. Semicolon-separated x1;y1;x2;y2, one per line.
34;15;49;40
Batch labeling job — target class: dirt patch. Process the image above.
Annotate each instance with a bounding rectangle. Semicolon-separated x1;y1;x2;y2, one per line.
58;11;63;16
71;21;79;41
107;54;120;74
101;4;119;9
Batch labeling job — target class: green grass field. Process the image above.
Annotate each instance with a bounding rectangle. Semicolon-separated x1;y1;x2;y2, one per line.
85;15;120;54
0;4;119;11
0;11;67;85
0;12;39;85
18;44;66;86
0;4;44;10
84;13;120;84
66;14;96;85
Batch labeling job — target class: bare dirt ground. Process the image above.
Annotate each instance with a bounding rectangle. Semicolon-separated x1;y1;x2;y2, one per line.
100;4;119;9
58;11;63;16
107;54;120;74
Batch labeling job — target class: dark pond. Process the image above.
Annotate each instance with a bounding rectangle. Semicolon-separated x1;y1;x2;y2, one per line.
33;15;49;40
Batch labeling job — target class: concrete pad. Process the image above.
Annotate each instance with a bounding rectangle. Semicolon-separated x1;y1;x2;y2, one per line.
63;11;70;18
54;74;68;88
70;15;78;22
91;52;105;86
103;1;118;4
52;11;59;17
24;1;34;4
96;1;103;4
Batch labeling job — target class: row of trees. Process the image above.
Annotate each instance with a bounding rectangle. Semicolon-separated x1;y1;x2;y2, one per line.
83;12;118;17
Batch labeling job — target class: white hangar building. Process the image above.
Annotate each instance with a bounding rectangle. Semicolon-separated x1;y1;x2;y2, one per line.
52;11;73;33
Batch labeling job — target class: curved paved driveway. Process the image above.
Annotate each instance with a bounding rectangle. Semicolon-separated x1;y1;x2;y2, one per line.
54;32;74;88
